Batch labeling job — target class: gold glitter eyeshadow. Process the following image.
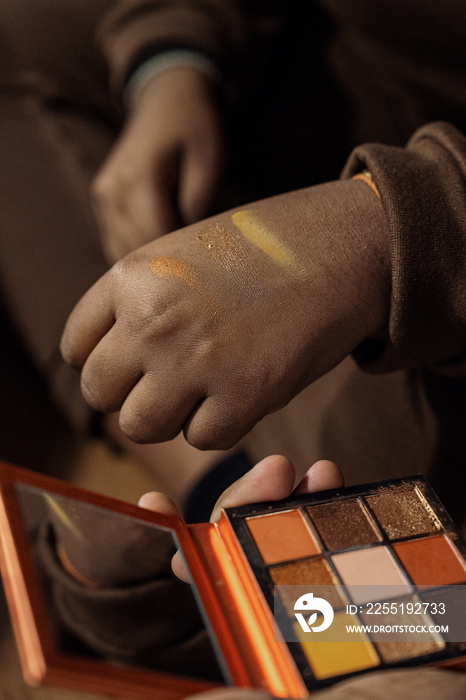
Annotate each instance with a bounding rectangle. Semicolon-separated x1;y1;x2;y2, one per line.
196;224;245;268
368;596;445;662
307;498;381;550
365;484;441;539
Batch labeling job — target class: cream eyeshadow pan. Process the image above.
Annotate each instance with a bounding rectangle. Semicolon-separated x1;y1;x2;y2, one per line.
225;476;466;690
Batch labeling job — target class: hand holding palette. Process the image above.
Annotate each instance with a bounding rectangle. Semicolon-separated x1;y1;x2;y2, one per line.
0;460;465;699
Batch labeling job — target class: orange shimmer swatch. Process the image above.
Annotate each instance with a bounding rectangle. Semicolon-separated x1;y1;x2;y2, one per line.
149;255;203;291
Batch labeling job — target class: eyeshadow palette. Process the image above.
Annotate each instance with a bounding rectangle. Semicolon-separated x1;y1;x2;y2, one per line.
225;475;466;690
1;462;466;700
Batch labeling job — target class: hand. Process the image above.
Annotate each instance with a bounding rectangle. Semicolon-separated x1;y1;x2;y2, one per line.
92;67;225;263
157;455;344;582
61;179;390;450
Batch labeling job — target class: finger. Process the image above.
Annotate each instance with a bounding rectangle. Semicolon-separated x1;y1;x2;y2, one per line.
79;326;143;412
294;460;344;495
145;157;183;237
173;459;296;585
171;549;190;583
178;141;222;224
118;372;202;443
60;275;116;368
137;492;191;583
210;455;296;523
138;491;181;516
183;394;262;451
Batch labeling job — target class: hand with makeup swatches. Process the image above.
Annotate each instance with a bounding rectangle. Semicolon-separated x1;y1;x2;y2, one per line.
61;177;390;450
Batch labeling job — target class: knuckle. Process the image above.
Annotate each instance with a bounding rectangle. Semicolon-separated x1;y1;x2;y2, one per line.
118;410;158;444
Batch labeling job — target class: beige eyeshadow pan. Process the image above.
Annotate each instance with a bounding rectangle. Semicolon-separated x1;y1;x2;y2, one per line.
331;545;412;603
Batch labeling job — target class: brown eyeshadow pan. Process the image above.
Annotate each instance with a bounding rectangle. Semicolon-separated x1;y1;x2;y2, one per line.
307;498;381;550
270;557;345;609
365;484;441;539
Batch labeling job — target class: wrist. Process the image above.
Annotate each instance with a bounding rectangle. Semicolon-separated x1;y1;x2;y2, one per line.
125;50;220;110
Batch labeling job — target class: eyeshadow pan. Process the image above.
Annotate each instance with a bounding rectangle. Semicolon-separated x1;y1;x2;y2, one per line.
393;534;466;586
376;636;444;663
246;510;320;564
294;613;379;679
307;498;381;550
365;485;441;539
270;557;345;609
362;595;445;662
332;546;411;603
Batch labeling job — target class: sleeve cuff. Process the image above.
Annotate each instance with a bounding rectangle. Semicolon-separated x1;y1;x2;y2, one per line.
124;49;221;105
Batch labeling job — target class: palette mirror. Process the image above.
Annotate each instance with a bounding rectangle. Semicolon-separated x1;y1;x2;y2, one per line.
0;461;225;700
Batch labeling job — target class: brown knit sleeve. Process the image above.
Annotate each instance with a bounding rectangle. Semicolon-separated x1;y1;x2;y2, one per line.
96;0;287;98
343;121;466;376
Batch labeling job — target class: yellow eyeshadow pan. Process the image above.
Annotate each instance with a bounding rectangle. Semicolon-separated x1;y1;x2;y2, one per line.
294;612;379;679
245;510;319;564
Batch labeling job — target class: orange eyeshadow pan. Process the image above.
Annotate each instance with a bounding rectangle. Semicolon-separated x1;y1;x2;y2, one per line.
393;534;466;586
246;510;319;564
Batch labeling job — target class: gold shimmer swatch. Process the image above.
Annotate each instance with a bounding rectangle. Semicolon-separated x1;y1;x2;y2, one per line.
231;210;298;269
196;223;245;269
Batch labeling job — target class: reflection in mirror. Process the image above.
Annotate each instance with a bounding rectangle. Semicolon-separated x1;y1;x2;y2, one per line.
15;484;224;683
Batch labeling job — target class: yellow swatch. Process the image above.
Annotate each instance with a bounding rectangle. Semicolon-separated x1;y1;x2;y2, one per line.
231;210;298;269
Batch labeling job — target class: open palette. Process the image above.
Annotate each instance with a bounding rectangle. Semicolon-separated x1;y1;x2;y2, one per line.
0;461;466;699
229;475;466;690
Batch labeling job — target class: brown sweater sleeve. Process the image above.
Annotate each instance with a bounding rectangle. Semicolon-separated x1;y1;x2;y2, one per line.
35;522;222;680
343;121;466;376
96;0;288;97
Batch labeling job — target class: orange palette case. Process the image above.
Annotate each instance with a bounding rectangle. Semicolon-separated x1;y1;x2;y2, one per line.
0;459;466;699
